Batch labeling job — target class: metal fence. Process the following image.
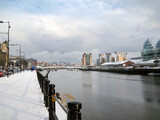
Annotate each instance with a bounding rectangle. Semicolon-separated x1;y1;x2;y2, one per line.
37;71;82;120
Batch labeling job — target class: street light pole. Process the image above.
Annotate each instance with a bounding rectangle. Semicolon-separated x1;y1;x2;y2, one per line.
19;44;21;71
7;22;10;75
0;20;11;76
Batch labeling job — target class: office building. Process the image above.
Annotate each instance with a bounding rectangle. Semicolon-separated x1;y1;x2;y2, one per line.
115;52;127;62
154;39;160;59
81;53;92;66
98;54;106;65
106;53;112;62
141;39;160;60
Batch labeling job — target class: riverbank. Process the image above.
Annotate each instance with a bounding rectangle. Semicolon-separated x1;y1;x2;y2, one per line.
80;66;160;75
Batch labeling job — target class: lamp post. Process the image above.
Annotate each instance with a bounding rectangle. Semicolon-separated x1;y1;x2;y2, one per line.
0;20;11;76
19;44;21;71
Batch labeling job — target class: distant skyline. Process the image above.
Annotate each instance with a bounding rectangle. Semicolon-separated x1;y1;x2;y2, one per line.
0;0;160;63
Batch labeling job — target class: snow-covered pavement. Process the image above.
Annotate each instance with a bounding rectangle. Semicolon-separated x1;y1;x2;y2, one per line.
0;71;48;120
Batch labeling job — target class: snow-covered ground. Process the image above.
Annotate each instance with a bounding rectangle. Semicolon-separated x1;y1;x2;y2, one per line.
0;71;48;120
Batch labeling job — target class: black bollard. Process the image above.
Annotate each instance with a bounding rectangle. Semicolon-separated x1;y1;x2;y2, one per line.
40;75;43;89
49;84;55;120
42;76;45;93
45;79;50;107
67;101;82;120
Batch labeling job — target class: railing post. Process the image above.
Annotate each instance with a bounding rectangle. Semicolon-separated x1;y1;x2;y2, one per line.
41;76;45;93
43;77;46;98
45;78;50;107
43;77;46;97
49;84;55;120
67;101;82;120
39;75;42;88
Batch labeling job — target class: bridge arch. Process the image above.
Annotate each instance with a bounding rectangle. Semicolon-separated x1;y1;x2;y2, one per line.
42;49;82;66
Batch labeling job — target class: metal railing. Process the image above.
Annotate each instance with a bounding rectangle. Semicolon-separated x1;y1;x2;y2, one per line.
37;71;82;120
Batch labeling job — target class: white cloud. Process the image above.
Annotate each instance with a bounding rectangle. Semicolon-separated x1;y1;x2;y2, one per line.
1;0;160;63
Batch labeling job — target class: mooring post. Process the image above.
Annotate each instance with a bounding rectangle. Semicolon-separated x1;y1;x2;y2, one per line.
49;84;55;120
67;101;82;120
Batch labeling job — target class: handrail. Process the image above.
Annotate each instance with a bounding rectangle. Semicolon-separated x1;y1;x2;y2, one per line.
36;71;82;120
54;96;68;114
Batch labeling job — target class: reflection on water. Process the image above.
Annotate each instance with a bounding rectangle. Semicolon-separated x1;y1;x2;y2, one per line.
43;70;160;120
141;76;160;106
141;76;160;120
82;71;92;88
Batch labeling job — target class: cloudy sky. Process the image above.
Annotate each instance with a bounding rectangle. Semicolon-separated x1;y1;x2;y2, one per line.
0;0;160;63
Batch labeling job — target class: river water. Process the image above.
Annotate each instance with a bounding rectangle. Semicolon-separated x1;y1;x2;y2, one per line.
45;69;160;120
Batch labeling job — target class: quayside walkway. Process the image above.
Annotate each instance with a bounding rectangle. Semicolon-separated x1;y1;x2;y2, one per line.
0;71;48;120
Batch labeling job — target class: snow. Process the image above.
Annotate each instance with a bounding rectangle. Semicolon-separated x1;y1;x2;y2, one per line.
101;60;129;66
101;59;160;66
131;59;158;65
0;71;48;120
56;100;67;120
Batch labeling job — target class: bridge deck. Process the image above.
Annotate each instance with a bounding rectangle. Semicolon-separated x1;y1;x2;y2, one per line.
0;71;48;120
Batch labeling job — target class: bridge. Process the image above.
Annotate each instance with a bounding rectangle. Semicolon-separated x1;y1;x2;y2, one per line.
36;49;82;71
37;65;82;71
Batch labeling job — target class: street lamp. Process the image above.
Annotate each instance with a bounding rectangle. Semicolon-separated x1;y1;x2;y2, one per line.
0;20;11;76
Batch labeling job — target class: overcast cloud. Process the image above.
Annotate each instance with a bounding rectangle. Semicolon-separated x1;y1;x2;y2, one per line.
0;0;160;63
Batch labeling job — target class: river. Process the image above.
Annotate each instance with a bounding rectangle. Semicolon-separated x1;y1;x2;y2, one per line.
44;69;160;120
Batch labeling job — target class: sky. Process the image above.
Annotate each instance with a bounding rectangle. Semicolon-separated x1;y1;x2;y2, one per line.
0;0;160;63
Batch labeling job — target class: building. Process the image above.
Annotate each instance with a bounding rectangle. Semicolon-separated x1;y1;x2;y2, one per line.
81;53;86;66
0;47;6;66
0;41;8;66
115;52;127;62
96;52;127;66
141;39;160;60
27;58;37;67
101;60;135;68
111;57;115;62
81;53;92;66
101;54;106;64
106;53;112;62
154;39;160;59
131;59;160;67
97;54;106;65
141;39;154;60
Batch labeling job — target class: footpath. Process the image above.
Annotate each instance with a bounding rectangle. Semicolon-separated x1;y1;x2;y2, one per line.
0;71;48;120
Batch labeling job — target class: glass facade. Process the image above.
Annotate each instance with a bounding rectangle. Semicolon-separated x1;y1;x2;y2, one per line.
86;53;91;65
155;39;160;59
142;39;160;60
141;39;154;60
